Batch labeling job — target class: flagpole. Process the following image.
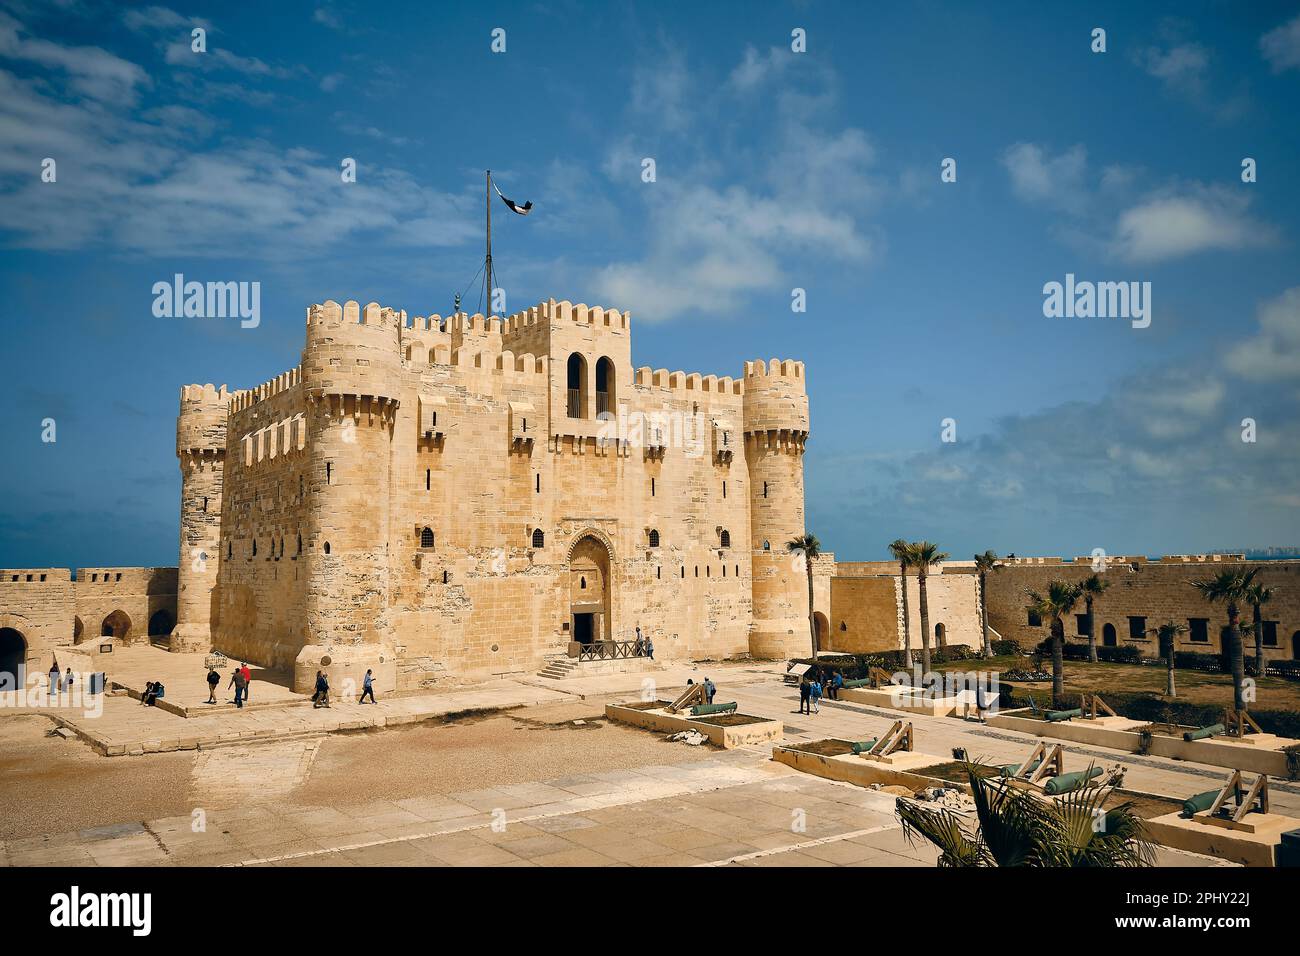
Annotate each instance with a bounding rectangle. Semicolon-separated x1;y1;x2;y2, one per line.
484;169;493;316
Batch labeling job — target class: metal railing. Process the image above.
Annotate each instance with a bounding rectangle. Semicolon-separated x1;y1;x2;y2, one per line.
577;640;645;662
567;388;581;418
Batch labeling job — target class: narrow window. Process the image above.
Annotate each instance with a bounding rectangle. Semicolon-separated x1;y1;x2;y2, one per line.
227;541;232;560
324;541;331;555
426;468;431;491
532;528;545;548
651;477;655;497
580;577;587;590
764;481;768;498
297;534;302;555
762;540;770;551
656;567;661;580
535;474;540;494
722;480;727;499
649;529;660;548
735;564;739;576
720;530;731;549
326;461;332;484
443;570;449;584
723;564;727;577
202;496;208;512
680;567;685;578
252;540;257;557
694;566;699;578
420;527;435;549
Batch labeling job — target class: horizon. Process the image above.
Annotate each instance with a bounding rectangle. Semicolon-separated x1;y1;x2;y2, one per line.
2;1;1299;569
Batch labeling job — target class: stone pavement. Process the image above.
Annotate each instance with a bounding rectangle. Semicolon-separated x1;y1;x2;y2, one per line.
0;747;1226;868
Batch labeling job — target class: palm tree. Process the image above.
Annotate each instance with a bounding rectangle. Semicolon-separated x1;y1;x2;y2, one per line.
1026;580;1084;708
1081;573;1111;663
973;550;1001;657
1190;567;1259;713
1146;620;1189;697
897;763;1154;867
906;541;948;672
786;533;821;658
1243;578;1275;678
889;539;915;667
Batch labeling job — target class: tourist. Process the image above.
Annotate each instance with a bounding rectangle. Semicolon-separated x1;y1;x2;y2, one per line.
832;670;844;701
313;670;331;709
48;660;60;693
704;677;716;704
230;667;247;709
644;636;654;661
143;681;164;706
798;675;811;715
240;662;252;702
634;625;644;656
811;676;823;714
140;681;154;705
62;669;75;693
206;668;220;703
359;668;376;704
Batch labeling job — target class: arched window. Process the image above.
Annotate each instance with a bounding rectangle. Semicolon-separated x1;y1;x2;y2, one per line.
763;540;770;551
566;353;587;419
324;541;331;555
648;529;660;548
580;576;587;590
595;356;615;419
420;527;435;549
531;528;545;548
720;529;731;549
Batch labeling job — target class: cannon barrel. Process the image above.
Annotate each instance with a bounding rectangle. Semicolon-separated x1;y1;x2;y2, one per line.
1183;723;1225;741
1180;789;1220;817
1043;766;1104;795
849;739;878;755
689;702;738;717
1046;708;1083;722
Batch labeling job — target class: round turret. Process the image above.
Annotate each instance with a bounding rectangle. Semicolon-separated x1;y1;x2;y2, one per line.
301;299;403;403
742;358;811;659
173;384;233;653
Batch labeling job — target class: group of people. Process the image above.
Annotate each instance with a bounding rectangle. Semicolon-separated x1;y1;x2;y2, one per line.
203;662;253;708
797;669;844;715
47;662;77;693
140;680;165;706
633;625;654;660
686;675;717;703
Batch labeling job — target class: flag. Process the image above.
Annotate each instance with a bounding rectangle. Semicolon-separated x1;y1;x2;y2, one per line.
493;180;533;215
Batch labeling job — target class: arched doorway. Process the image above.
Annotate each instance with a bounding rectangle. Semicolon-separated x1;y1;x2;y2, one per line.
148;609;174;644
1102;623;1117;647
934;622;947;649
101;609;132;641
0;627;26;689
73;616;84;644
566;353;587;419
569;534;612;645
813;612;829;652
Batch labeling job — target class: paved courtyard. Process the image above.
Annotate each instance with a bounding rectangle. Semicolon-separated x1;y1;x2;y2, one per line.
0;647;1288;867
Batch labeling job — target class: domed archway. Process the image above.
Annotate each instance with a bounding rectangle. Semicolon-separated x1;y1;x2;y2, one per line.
101;609;132;641
0;627;26;689
568;533;612;645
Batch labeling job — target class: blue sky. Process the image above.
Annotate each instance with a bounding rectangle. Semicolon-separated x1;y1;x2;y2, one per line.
2;0;1299;569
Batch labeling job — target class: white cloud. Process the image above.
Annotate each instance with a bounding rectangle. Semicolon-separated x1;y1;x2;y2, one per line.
1136;42;1209;95
1001;142;1089;214
1109;188;1273;263
0;10;148;103
1260;14;1300;73
1226;287;1300;381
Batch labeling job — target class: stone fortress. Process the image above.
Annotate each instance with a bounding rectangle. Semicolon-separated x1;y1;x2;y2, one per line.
170;296;815;693
2;295;1298;693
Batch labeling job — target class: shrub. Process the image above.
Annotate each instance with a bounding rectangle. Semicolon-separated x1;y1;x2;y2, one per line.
990;639;1022;656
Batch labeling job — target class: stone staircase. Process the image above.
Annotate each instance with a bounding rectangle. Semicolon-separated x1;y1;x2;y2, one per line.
538;655;579;680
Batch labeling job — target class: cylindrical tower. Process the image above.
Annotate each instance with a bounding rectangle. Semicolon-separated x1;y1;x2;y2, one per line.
174;383;231;653
297;299;401;696
743;358;811;659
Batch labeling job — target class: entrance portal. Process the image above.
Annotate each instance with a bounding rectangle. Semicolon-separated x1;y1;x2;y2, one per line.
0;627;26;689
569;533;612;645
1102;623;1117;647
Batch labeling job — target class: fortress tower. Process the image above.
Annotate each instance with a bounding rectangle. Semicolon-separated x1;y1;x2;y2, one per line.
297;300;402;690
173;383;231;653
742;359;811;659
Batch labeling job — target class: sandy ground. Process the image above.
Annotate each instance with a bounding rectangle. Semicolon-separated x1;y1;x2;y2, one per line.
293;699;711;805
0;716;192;839
0;699;713;840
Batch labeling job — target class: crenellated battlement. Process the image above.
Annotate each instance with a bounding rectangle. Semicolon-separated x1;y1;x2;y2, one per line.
633;367;744;398
540;298;630;331
306;299;405;330
743;358;806;384
230;368;302;413
180;383;233;404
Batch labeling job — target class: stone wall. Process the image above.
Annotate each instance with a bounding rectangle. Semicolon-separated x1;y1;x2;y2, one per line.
968;557;1300;661
826;569;982;655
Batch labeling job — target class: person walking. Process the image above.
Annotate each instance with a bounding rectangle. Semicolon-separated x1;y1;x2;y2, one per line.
811;676;823;714
704;677;716;704
206;668;219;703
798;675;811;715
313;670;330;708
359;668;376;704
230;668;247;709
239;662;252;703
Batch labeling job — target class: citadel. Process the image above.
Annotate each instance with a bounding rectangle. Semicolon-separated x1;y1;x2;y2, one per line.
1;295;1298;695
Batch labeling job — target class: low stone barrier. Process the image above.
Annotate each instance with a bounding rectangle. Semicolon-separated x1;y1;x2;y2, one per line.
604;702;781;749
